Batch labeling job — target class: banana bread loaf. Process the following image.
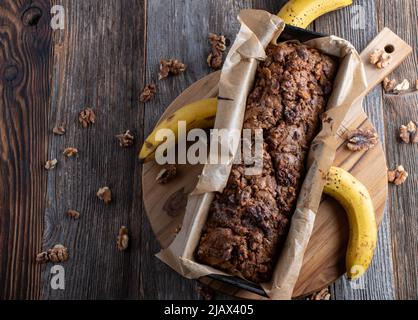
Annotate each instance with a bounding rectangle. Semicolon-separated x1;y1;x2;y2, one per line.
196;42;337;283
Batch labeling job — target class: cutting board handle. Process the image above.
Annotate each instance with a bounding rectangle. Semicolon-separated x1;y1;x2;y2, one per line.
359;27;412;96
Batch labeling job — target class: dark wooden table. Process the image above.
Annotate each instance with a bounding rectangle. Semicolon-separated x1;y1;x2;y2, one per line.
0;0;416;300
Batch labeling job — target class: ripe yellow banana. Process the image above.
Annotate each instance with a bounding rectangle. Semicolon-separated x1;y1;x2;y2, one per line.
323;166;377;280
139;98;217;161
277;0;352;29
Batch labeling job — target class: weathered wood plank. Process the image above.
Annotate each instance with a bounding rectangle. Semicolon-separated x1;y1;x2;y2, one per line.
41;0;146;299
0;0;52;299
377;0;418;300
314;0;396;300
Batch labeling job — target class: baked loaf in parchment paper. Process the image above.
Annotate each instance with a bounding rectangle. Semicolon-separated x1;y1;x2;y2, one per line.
196;42;337;283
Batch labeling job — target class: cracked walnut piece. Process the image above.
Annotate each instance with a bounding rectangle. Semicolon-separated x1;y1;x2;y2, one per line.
36;251;49;264
159;59;187;80
48;244;69;263
63;147;78;157
156;164;177;184
117;226;129;251
369;49;392;68
207;33;227;70
45;159;58;170
66;209;80;219
400;121;418;144
78;108;96;128
115;130;134;147
52;125;66;135
388;165;408;186
346;129;378;151
97;186;112;204
36;244;69;264
383;77;397;92
139;84;156;102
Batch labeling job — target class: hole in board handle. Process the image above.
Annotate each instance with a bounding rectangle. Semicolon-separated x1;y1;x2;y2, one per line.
384;44;395;53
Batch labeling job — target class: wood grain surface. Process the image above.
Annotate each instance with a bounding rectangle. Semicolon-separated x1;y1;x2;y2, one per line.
0;0;52;299
0;0;416;300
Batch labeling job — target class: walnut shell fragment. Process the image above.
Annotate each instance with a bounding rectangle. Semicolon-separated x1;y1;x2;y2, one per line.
159;59;187;80
117;226;129;251
115;130;134;147
393;79;410;93
346;129;378;151
78;108;96;128
139;84;156;103
399;121;418;144
388;165;408;186
97;186;112;204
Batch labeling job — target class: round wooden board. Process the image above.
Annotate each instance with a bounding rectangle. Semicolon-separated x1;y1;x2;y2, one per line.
142;71;388;299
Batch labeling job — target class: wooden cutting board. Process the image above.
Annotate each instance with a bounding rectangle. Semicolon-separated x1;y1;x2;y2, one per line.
142;28;411;299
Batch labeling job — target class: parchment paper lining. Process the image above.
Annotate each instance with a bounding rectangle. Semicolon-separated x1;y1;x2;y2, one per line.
157;9;367;300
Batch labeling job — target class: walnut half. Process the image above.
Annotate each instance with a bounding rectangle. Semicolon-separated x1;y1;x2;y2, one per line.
159;59;187;80
346;129;378;151
139;84;156;103
388;165;408;186
399;121;418;144
115;130;134;148
369;49;392;69
207;33;227;70
117;226;129;251
97;186;112;204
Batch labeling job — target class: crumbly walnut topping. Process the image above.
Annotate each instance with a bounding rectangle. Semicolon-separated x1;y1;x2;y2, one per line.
117;226;129;251
52;125;66;135
97;186;112;204
369;49;392;68
78;108;96;128
399;121;417;144
388;165;408;185
63;147;78;157
47;244;69;263
139;84;156;102
115;130;134;147
45;159;58;170
346;129;378;151
393;79;410;93
383;77;397;92
66;210;80;219
156;164;177;184
159;59;187;80
308;288;331;300
207;33;227;70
